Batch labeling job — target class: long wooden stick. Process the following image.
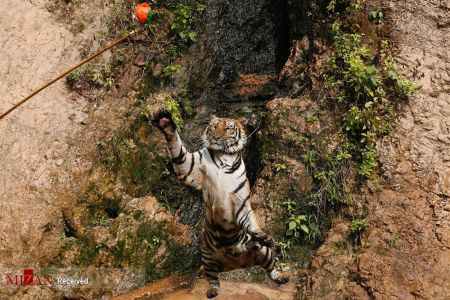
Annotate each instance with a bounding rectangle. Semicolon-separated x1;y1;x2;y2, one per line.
0;27;141;120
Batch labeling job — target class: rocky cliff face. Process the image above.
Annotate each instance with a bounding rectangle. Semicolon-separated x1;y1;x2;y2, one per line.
1;0;449;299
199;0;290;103
304;0;450;298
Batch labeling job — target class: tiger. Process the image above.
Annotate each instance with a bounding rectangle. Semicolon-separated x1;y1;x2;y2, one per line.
151;109;289;298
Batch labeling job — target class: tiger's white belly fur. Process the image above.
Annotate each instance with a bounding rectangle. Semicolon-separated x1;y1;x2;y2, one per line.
201;149;249;229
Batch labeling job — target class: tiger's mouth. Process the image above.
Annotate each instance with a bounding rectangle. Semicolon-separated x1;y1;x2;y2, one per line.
204;136;246;154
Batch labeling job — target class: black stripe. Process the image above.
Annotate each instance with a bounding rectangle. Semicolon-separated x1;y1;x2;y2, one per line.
200;247;214;257
198;151;203;163
233;179;247;194
225;156;242;174
172;147;186;164
235;194;250;219
263;250;273;269
201;254;215;262
217;232;241;247
206;219;239;235
261;247;270;264
201;258;221;270
215;154;224;167
181;153;195;181
204;230;216;249
238;168;246;178
208;148;220;168
242;234;250;244
204;270;220;279
239;210;252;227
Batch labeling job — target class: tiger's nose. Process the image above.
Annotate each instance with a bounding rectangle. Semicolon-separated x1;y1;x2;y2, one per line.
212;130;222;139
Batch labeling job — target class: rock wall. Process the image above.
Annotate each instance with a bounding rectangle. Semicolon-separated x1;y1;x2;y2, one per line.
305;0;450;298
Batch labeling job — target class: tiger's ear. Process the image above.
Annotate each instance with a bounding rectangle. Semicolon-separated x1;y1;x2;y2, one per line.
210;114;218;122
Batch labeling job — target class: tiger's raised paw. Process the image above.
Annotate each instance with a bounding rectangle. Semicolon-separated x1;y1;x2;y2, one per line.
150;109;176;132
206;287;219;298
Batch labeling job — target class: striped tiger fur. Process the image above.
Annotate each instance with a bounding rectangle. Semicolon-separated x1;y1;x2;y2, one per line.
151;109;288;298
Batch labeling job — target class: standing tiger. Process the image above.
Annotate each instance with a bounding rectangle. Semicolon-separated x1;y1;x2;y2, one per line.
151;109;288;298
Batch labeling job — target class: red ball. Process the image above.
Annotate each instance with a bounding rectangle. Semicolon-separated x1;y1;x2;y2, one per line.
135;3;152;25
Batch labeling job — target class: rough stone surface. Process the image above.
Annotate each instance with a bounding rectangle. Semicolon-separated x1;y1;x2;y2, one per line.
193;0;290;104
113;278;297;300
305;0;450;298
0;0;108;268
162;279;297;300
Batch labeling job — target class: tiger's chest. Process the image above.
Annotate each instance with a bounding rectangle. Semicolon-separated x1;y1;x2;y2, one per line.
201;149;247;226
202;150;244;192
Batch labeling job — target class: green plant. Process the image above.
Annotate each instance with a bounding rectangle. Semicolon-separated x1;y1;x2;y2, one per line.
327;0;362;13
368;10;384;23
387;233;399;247
276;240;292;258
282;200;296;215
327;22;384;100
274;163;287;172
321;16;419;183
77;236;103;265
351;218;368;234
67;69;83;85
306;115;319;124
358;146;377;176
66;64;114;89
175;88;195;117
162;64;181;77
90;215;110;226
286;215;309;238
305;215;322;242
164;96;183;129
302;150;318;170
381;41;420;95
171;3;205;44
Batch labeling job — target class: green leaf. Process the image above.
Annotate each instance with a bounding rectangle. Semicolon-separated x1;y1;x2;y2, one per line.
188;31;197;42
288;221;297;231
297;215;307;221
300;224;309;234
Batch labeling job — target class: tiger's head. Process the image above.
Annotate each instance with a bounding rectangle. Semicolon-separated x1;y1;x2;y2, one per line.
203;115;247;154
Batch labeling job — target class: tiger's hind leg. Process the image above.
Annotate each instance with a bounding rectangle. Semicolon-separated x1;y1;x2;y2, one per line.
201;250;222;298
204;267;220;298
256;245;289;285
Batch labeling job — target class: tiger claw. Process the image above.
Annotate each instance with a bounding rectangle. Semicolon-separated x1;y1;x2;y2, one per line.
150;108;176;131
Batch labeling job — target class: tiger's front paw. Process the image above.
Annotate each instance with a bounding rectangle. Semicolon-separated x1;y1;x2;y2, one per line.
252;231;274;248
150;109;176;133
